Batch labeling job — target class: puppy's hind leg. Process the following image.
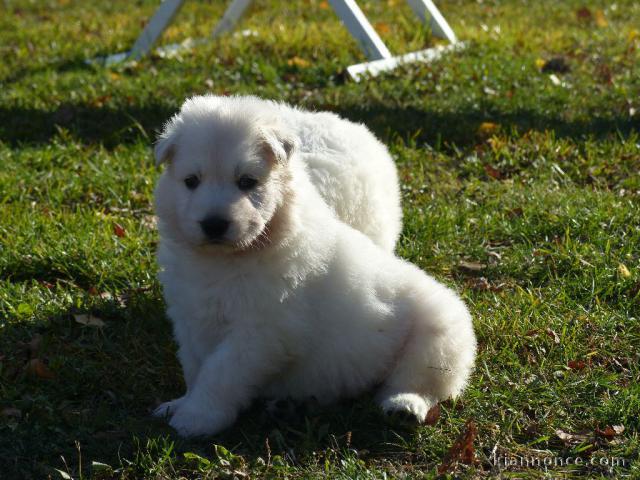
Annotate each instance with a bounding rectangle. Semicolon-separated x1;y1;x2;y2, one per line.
377;279;476;423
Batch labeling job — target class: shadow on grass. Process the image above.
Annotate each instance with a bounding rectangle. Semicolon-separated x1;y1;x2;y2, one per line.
1;56;97;86
0;103;176;148
332;104;639;148
1;286;416;479
1;101;638;149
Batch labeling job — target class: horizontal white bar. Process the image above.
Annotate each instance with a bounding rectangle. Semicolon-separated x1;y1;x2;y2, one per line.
346;42;465;81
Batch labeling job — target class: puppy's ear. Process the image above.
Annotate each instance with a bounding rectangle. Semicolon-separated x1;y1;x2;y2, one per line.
154;117;181;166
259;126;297;165
154;136;175;166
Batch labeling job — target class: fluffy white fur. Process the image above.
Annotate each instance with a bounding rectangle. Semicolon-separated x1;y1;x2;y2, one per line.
153;95;476;437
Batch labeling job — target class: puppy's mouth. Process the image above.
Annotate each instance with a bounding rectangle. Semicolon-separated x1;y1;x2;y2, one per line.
193;221;271;254
197;234;259;251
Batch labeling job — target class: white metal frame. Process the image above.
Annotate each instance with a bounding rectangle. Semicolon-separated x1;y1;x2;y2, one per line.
94;0;462;80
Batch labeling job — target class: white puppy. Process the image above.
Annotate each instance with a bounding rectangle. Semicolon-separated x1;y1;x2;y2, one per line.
153;95;476;437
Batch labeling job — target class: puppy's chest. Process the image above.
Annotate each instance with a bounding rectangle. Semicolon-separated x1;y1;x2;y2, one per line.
165;267;285;331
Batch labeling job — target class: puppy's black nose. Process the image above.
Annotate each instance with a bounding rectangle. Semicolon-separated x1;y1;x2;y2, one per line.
199;216;230;239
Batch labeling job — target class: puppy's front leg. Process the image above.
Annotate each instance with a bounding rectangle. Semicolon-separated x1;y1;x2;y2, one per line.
168;331;281;437
153;344;201;418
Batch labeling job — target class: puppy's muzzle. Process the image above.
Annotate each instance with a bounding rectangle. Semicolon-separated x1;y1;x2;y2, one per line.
199;216;230;241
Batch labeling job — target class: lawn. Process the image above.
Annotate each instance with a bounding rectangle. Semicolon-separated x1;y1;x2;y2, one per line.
1;0;639;478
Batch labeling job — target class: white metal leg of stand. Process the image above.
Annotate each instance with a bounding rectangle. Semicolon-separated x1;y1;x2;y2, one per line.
339;0;462;80
327;0;391;61
92;0;463;80
129;0;185;60
406;0;457;43
211;0;253;37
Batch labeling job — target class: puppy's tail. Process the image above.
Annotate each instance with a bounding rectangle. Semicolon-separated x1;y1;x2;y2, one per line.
379;274;476;409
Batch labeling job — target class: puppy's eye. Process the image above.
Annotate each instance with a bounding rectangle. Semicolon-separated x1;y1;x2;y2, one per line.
237;175;258;191
184;175;200;190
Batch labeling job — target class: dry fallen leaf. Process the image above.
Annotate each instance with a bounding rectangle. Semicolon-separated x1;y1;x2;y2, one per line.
596;425;625;440
556;428;591;446
374;22;391;34
568;359;587;371
425;404;440;426
113;223;126;238
477;121;499;138
618;264;631;278
594;10;607;27
438;420;477;474
287;56;310;68
576;6;592;21
458;260;487;272
545;328;560;344
484;164;502;179
26;358;55;379
74;314;106;328
467;277;491;291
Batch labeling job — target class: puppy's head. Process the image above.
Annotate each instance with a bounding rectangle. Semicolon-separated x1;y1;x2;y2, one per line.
154;96;297;253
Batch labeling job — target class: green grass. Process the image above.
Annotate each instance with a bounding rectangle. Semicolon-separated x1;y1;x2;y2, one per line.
1;0;639;478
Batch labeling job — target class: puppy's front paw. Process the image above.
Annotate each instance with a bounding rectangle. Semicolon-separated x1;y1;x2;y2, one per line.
379;393;430;423
153;396;186;418
168;398;236;437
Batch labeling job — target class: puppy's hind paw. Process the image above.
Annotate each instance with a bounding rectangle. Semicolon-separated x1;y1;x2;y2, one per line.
379;393;430;424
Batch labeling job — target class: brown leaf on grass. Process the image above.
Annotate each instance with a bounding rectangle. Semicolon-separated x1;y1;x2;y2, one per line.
465;277;505;292
437;420;478;474
596;425;625;440
458;260;487;273
74;314;106;328
113;223;126;238
545;328;560;344
484;164;502;179
477;121;499;138
425;404;440;426
576;7;592;21
25;358;55;379
287;56;310;68
594;10;607;27
374;22;391;34
597;63;613;85
556;428;591;446
467;277;491;291
506;207;524;218
568;359;587;371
